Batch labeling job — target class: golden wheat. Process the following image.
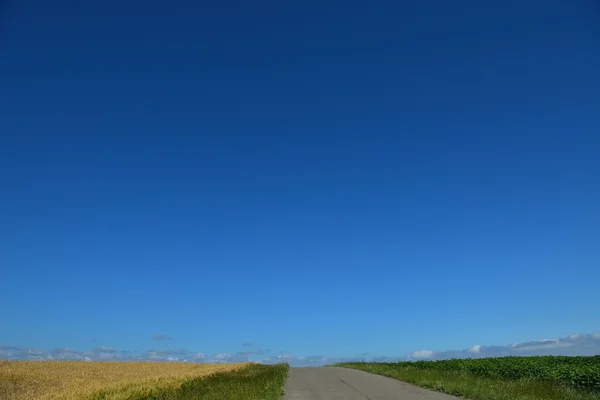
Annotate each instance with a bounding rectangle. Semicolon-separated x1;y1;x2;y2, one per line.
0;360;247;400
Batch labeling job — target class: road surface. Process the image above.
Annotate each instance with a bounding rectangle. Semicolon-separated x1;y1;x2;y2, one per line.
282;367;461;400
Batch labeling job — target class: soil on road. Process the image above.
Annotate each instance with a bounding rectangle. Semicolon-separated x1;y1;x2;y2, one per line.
282;367;461;400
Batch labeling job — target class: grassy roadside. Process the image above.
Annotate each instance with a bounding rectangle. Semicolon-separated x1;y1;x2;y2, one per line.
90;363;290;400
333;362;600;400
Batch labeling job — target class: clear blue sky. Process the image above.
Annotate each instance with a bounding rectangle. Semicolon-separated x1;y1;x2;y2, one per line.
1;0;599;362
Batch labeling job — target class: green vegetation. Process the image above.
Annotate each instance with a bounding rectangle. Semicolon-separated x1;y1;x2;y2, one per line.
334;356;600;400
90;363;289;400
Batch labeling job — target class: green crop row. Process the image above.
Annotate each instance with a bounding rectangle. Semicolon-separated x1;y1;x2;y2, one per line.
373;356;600;392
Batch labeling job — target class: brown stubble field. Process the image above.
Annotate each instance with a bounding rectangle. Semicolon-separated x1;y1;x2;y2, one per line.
0;360;247;400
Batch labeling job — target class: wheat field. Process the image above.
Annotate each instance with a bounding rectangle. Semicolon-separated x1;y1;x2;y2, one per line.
0;360;247;400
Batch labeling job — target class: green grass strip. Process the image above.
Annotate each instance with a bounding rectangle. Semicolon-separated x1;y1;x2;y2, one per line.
333;363;600;400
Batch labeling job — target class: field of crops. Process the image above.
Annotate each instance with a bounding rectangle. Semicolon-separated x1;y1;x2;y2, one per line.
336;356;600;400
386;355;600;392
0;361;246;399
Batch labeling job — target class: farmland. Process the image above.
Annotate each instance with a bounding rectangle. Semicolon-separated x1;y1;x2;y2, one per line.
334;356;600;400
0;361;289;400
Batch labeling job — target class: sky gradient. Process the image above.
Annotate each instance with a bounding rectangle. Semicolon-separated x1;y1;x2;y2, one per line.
1;0;599;364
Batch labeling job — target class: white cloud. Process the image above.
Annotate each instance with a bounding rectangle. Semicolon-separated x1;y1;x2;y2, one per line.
50;348;84;360
1;346;214;363
512;340;572;352
3;330;600;365
0;346;18;358
213;353;233;363
410;350;435;359
402;332;600;361
260;353;334;367
468;345;481;354
568;333;582;340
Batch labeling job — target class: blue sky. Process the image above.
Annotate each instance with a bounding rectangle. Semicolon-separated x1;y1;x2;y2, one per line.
1;0;599;364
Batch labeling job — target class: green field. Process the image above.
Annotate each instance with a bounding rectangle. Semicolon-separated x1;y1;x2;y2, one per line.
334;356;600;400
